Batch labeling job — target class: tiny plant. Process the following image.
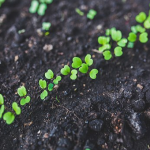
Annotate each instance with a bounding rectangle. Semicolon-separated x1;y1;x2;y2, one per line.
42;22;51;31
75;8;84;16
0;94;4;119
3;112;15;125
29;0;39;13
87;9;97;20
136;12;147;23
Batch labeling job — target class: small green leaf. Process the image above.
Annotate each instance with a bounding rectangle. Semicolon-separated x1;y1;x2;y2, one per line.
53;76;61;85
85;54;93;66
79;63;88;74
144;19;150;29
98;44;111;52
61;65;71;75
139;32;148;43
12;102;21;115
29;0;39;14
45;0;53;4
38;3;47;16
111;30;122;42
135;12;146;23
131;26;137;34
98;36;110;45
136;25;145;33
103;50;112;60
70;70;77;80
117;38;127;47
0;105;4;118
90;69;98;79
75;8;84;16
128;32;137;42
45;69;54;79
3;112;15;125
48;83;54;91
72;57;82;68
0;94;4;105
42;22;51;30
127;42;134;48
87;9;97;20
106;29;110;36
39;79;47;89
114;47;123;57
20;96;30;106
40;90;48;100
17;86;27;97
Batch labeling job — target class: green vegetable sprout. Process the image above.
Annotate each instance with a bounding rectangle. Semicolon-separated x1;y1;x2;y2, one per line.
75;8;84;16
61;65;71;75
0;0;5;7
29;0;39;13
87;9;97;20
3;112;15;125
136;12;146;23
42;22;51;31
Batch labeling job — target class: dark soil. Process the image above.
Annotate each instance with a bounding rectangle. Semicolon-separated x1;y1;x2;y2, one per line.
0;0;150;150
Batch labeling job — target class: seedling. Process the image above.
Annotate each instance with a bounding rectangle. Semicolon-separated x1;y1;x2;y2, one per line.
12;102;21;115
38;3;47;16
111;29;122;42
53;76;61;85
17;86;31;106
136;25;145;33
70;70;77;80
61;65;71;75
48;83;54;91
42;22;51;31
79;63;88;73
87;9;97;20
0;105;4;118
98;36;110;45
139;32;148;43
114;47;123;57
40;0;53;4
29;0;39;13
103;50;112;60
72;57;82;68
39;79;47;89
75;8;84;16
3;112;15;125
45;69;54;79
127;42;134;48
90;69;98;79
0;94;4;105
136;12;146;23
40;90;48;100
85;54;93;66
128;32;137;42
0;0;5;7
117;38;127;47
131;26;137;34
98;44;111;52
144;19;150;29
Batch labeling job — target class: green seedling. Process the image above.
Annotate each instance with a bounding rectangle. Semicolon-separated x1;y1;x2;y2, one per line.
85;54;93;66
90;69;98;79
114;47;123;57
127;42;134;48
12;102;21;115
111;29;122;42
75;8;84;16
40;90;48;100
144;19;150;29
61;65;70;75
136;12;146;23
87;9;97;20
0;105;4;118
136;25;145;33
53;76;61;85
45;69;54;79
20;96;31;106
98;36;110;45
128;32;137;42
38;3;47;16
18;29;25;34
40;0;53;4
29;0;39;13
79;63;88;73
139;32;148;43
103;50;112;60
3;112;15;125
117;38;127;47
70;70;77;80
131;26;137;34
0;94;4;105
98;44;111;52
106;29;110;36
42;22;51;31
48;83;54;91
39;79;47;89
72;57;82;68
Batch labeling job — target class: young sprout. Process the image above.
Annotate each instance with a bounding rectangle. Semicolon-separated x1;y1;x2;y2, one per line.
53;76;61;85
45;69;54;79
117;38;127;47
135;12;146;23
70;70;77;80
45;0;53;4
0;105;4;118
75;8;84;16
48;83;54;91
79;63;88;73
103;50;112;60
111;29;122;42
128;32;137;42
144;19;150;29
98;36;110;45
3;112;15;125
139;32;148;43
99;44;111;52
38;3;47;16
39;79;47;89
29;0;39;14
72;57;82;68
131;26;137;34
20;96;31;106
42;22;51;31
127;42;134;48
12;102;21;115
90;69;98;79
85;54;93;66
136;25;145;33
40;90;48;100
0;94;4;105
87;9;97;20
61;65;71;75
114;47;123;57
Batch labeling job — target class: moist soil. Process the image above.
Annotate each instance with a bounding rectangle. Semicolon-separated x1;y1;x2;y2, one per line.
0;0;150;150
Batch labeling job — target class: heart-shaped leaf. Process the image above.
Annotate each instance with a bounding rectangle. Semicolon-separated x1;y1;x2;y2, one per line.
20;96;31;106
90;69;98;79
12;102;21;115
48;83;54;91
39;79;47;89
42;22;51;31
45;69;54;79
0;105;5;118
72;57;82;68
17;86;27;97
135;12;146;23
127;42;134;48
128;32;137;42
3;112;15;125
29;0;39;14
99;44;111;52
61;65;70;75
144;19;150;29
98;36;110;45
139;32;148;43
117;38;127;47
70;70;77;80
103;50;112;60
135;25;145;33
114;47;123;57
79;63;88;74
111;30;122;41
53;76;61;85
40;90;48;100
85;54;93;66
0;94;4;105
87;9;97;20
